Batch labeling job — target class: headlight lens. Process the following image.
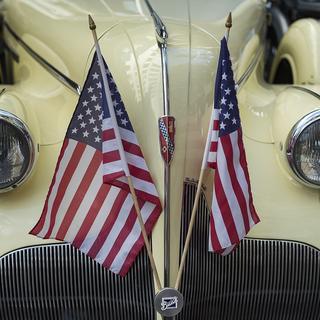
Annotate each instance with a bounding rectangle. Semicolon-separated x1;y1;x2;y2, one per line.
0;110;35;192
286;110;320;187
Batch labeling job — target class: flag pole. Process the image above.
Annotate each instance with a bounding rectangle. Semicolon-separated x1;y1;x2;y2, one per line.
88;14;162;291
174;13;233;290
225;12;232;42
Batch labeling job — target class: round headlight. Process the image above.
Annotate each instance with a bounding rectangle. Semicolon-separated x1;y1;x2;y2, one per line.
0;110;36;192
286;110;320;187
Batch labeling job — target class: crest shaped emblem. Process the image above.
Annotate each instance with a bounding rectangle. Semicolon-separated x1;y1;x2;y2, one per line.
158;116;175;164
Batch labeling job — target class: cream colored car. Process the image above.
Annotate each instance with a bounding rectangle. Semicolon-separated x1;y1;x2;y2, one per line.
1;0;320;319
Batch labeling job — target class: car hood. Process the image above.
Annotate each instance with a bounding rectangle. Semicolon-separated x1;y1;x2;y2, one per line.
3;0;265;284
4;0;263;83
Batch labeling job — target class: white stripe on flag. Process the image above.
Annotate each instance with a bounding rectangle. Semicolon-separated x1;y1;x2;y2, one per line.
50;145;96;238
38;140;78;238
211;196;232;249
64;164;103;243
221;244;236;255
125;152;149;171
103;139;118;153
217;136;246;239
207;152;217;163
103;117;114;130
118;176;158;197
102;139;118;153
79;187;121;253
119;127;139;145
95;194;134;264
109;202;156;274
231;131;255;228
103;160;123;175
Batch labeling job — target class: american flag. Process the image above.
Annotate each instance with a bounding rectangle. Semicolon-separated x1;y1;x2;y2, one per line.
206;37;260;254
30;53;162;276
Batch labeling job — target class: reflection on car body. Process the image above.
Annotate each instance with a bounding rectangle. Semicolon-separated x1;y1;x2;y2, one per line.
1;0;320;319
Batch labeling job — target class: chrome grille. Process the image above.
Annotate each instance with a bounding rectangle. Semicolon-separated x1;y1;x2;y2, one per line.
178;180;320;320
0;243;155;320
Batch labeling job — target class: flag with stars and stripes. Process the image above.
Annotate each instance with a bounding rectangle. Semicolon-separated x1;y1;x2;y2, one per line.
206;37;260;255
30;53;162;276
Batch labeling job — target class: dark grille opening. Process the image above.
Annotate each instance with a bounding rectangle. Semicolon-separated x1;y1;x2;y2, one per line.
0;243;155;320
178;180;320;320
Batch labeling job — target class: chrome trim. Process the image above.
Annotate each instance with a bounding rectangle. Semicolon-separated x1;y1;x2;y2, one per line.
144;0;168;44
145;0;171;288
236;47;263;91
4;22;81;95
178;180;320;320
291;86;320;100
286;109;320;188
0;109;36;193
0;243;156;319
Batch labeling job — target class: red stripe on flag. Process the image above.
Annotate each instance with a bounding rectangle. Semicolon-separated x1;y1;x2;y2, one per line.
103;128;116;140
44;142;86;239
118;204;161;276
30;139;69;235
128;164;153;183
213;119;219;130
110;180;161;206
55;150;101;240
122;140;144;158
221;134;250;233
214;170;240;244
87;190;128;259
103;150;121;163
103;171;125;183
103;204;140;269
210;142;218;152
237;129;260;224
72;184;111;249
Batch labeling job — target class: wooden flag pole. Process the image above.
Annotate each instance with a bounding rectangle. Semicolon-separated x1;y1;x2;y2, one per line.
174;13;233;290
174;113;214;290
88;15;162;291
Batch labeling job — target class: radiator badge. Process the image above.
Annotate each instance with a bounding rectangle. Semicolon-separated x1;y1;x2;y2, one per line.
158;116;175;164
161;296;178;311
155;287;183;317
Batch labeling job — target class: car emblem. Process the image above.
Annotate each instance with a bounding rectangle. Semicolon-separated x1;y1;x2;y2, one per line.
158;116;175;164
161;296;178;311
154;287;184;317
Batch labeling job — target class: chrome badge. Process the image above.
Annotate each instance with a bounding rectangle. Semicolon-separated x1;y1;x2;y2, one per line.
154;287;184;317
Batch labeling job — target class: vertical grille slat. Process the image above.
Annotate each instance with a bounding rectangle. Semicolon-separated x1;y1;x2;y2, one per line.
178;180;320;320
0;243;155;319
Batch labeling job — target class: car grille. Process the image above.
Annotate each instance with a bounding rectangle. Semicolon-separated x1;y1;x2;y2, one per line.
0;243;155;320
177;180;320;320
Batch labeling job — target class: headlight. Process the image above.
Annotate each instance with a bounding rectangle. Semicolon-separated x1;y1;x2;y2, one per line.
286;110;320;188
0;110;36;192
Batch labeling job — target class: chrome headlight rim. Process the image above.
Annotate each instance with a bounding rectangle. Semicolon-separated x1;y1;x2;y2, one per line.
0;109;36;193
286;109;320;188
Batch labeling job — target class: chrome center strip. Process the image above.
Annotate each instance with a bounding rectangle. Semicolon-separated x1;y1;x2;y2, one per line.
144;0;171;289
4;22;81;95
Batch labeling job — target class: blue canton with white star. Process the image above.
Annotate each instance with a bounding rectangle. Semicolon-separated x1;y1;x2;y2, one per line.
67;53;133;151
67;54;103;150
214;37;240;137
102;59;134;133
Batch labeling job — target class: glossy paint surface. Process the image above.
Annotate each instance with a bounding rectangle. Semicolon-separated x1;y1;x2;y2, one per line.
6;0;320;294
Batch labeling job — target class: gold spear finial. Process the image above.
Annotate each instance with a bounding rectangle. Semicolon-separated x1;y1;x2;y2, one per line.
225;12;232;29
225;12;232;42
88;14;96;30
